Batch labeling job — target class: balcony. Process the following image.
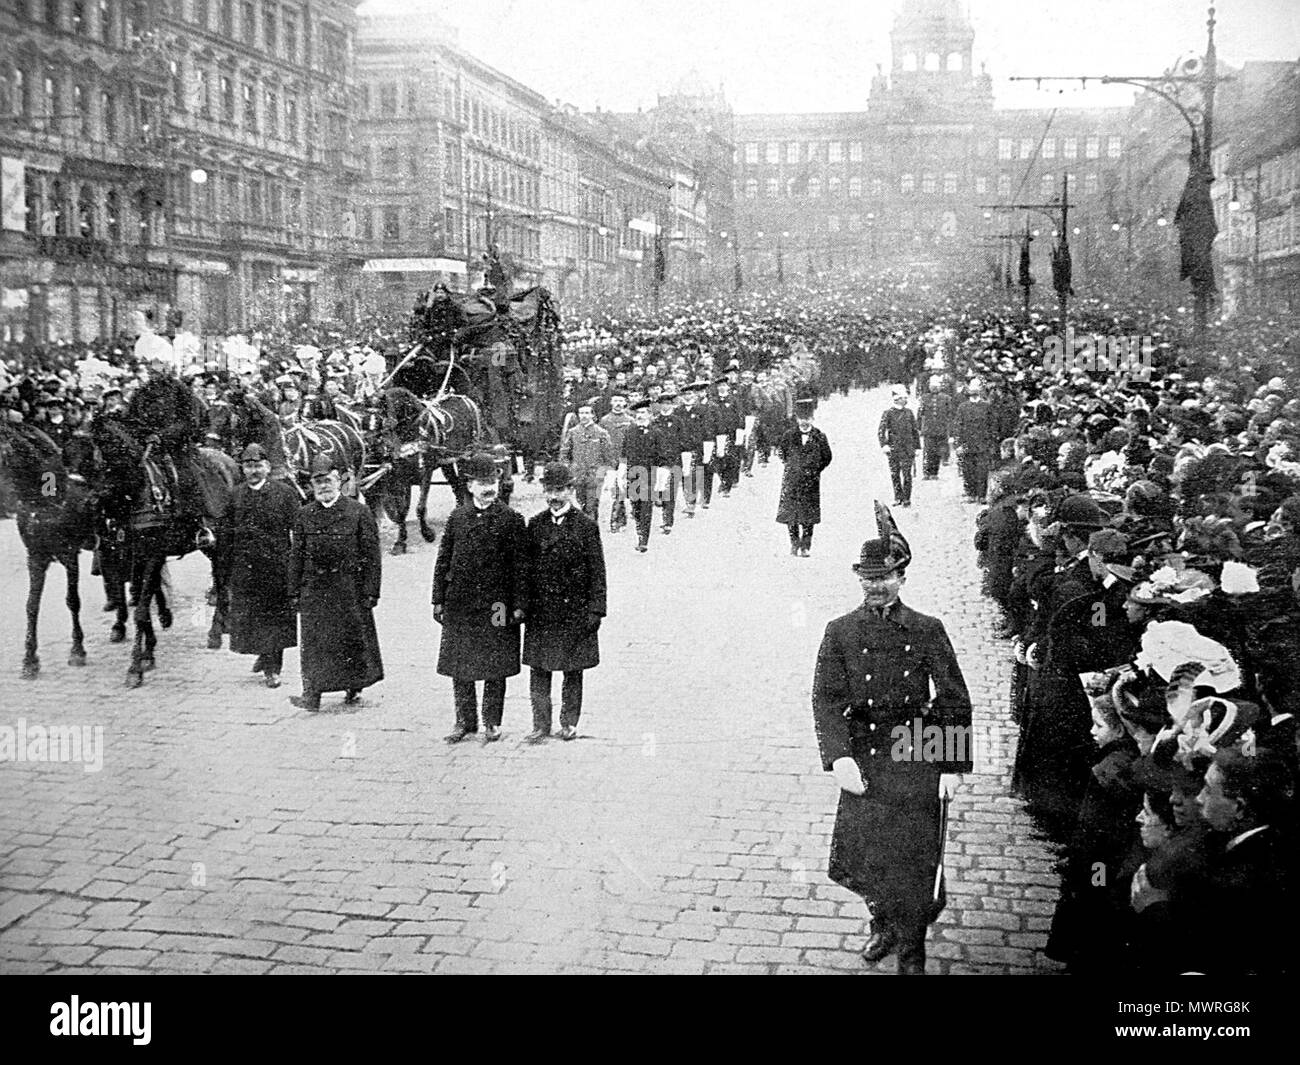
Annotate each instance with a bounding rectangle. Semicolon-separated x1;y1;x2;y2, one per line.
222;221;292;248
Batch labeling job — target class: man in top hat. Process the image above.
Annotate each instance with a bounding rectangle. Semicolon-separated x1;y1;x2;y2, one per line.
218;443;301;687
432;452;527;742
813;508;972;973
878;386;920;508
287;452;384;710
776;398;833;556
521;463;607;743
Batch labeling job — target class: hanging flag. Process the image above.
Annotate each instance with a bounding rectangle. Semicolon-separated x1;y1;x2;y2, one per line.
653;232;666;285
1018;232;1035;289
1051;239;1074;299
1175;130;1218;292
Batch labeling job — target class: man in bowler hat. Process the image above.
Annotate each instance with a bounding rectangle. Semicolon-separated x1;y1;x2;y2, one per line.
522;463;607;743
432;452;527;743
288;452;384;709
812;507;972;972
219;442;300;687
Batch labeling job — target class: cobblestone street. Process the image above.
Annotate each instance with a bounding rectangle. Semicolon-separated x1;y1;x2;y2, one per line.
0;385;1065;974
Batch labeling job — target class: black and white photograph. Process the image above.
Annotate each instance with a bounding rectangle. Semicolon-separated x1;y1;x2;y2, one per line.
0;0;1298;1028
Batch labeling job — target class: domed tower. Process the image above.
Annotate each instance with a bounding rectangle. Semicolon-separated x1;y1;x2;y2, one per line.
890;0;977;103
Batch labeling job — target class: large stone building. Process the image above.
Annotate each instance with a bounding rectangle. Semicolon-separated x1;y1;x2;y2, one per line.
352;8;546;314
734;0;1129;291
0;0;364;342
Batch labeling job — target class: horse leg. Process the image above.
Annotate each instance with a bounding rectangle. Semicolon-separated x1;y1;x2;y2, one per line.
206;542;225;649
418;460;437;543
390;478;408;555
65;552;86;667
23;555;48;679
155;563;173;630
127;553;158;686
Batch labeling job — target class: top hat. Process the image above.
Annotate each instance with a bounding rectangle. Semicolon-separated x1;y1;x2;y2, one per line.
794;398;816;416
540;462;574;490
630;399;653;411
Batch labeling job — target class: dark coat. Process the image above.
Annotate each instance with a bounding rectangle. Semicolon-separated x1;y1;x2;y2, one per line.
878;406;920;453
1045;738;1142;969
432;500;527;679
288;496;384;693
522;507;607;672
775;426;832;526
219;479;300;655
918;392;954;438
813;601;973;913
954;398;997;455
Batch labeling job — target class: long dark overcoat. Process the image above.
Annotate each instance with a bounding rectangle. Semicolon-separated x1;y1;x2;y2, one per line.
813;601;973;918
219;479;300;655
432;500;527;679
522;508;607;672
288;496;384;693
775;426;833;526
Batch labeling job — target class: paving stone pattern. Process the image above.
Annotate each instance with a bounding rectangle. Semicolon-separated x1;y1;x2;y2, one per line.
0;386;1064;974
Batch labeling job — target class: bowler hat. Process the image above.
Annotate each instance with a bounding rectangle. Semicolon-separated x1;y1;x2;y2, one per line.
540;463;574;490
1056;493;1105;530
852;537;909;578
630;399;652;411
460;453;499;483
308;453;341;478
239;443;268;463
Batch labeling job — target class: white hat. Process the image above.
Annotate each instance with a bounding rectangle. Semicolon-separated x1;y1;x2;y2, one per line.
1135;621;1241;693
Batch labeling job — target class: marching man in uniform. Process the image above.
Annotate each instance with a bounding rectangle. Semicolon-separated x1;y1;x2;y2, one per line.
812;506;973;973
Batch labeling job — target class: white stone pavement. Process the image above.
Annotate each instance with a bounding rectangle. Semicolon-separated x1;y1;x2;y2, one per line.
0;384;1064;974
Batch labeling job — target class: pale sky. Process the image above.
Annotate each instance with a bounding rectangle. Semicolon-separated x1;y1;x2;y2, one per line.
357;0;1300;113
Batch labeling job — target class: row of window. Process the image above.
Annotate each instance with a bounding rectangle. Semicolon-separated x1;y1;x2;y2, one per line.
467;154;540;209
23;0;145;47
741;171;1104;199
181;170;304;231
442;88;540;159
741;135;1123;166
360;81;419;118
22;172;159;244
998;135;1122;161
898;51;967;73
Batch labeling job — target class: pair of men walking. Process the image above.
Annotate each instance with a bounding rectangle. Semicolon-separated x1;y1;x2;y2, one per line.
432;456;606;744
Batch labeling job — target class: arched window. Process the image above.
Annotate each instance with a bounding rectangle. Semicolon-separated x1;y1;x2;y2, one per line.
947;52;963;71
77;184;95;238
106;189;120;241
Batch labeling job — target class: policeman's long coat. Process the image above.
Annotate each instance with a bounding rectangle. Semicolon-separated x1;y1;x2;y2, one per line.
775;426;832;526
522;508;607;672
288;496;384;693
813;602;973;912
431;500;527;679
219;479;300;655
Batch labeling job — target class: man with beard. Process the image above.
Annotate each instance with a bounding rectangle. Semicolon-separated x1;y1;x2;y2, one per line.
219;444;300;688
522;463;607;744
287;453;384;710
813;511;972;974
432;453;527;743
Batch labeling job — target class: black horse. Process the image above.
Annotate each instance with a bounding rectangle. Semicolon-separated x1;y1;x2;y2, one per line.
96;431;239;686
0;422;96;679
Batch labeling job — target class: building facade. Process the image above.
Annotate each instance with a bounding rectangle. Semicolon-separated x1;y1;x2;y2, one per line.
734;0;1129;292
0;0;365;343
352;8;546;314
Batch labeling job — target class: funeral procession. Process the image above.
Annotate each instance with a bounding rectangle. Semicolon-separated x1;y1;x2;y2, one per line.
4;0;1300;1003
